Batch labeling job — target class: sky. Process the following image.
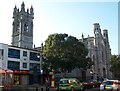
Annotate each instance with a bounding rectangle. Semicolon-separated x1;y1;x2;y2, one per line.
0;0;118;55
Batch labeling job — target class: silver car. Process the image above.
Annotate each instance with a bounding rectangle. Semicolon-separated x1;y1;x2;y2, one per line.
100;80;120;91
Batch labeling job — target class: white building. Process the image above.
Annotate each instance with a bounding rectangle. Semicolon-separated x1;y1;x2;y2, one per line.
0;43;42;85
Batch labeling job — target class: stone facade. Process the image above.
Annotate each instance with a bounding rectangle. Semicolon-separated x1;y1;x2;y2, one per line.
79;23;112;80
11;2;34;49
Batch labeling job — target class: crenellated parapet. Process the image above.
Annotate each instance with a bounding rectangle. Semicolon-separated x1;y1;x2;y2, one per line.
13;2;34;19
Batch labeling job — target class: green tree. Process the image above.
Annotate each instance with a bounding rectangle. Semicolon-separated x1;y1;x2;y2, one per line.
110;55;120;78
43;33;90;73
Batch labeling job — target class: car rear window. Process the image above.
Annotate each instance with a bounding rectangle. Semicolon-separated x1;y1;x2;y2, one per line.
60;80;69;84
104;81;113;85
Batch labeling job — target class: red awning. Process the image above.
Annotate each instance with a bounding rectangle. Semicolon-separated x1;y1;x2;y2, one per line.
13;70;29;74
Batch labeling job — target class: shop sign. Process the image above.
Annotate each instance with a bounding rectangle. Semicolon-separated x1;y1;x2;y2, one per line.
13;70;29;74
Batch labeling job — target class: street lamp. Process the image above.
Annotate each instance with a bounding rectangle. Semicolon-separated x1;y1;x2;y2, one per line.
37;55;43;74
40;43;43;74
90;70;93;79
37;43;44;84
37;43;43;74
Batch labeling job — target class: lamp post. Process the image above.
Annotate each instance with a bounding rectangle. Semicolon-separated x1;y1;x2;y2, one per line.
40;43;43;84
40;55;43;74
40;53;43;74
37;55;43;74
37;43;43;84
90;70;93;80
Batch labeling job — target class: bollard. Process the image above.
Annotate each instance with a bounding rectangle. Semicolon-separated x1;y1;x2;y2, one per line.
41;88;43;91
46;86;49;91
36;87;38;91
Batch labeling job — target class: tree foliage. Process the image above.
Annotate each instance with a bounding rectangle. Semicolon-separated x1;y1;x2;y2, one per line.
43;33;90;72
110;55;120;78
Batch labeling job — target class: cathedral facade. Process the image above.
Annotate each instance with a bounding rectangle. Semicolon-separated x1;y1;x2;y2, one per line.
80;23;112;80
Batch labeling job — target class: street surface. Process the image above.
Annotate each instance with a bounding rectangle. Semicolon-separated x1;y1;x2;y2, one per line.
2;84;100;91
2;88;100;91
86;88;99;91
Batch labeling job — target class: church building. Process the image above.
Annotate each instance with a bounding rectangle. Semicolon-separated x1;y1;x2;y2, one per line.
79;23;112;80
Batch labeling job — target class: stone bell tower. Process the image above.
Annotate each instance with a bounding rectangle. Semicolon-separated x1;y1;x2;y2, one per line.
11;2;34;49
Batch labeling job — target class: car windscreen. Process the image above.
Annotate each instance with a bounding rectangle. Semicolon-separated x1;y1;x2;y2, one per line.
60;80;69;84
103;81;113;85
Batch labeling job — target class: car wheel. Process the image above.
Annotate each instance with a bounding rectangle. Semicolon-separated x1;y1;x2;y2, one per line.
92;85;95;88
57;87;59;91
81;88;85;91
71;87;74;91
117;89;119;91
80;87;84;91
46;86;49;91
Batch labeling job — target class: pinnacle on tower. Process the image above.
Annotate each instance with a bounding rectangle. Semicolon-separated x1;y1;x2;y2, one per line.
30;5;34;14
81;32;84;39
14;5;17;12
27;8;29;13
88;34;90;38
30;5;34;19
21;2;25;12
13;5;17;17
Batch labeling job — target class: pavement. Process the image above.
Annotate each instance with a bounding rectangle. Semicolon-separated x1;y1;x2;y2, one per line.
1;84;57;91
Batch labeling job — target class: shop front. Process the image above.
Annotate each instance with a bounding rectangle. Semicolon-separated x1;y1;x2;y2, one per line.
13;70;29;85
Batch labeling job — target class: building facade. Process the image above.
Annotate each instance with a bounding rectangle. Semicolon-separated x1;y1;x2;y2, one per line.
0;2;112;84
0;43;42;85
11;2;34;49
79;23;112;80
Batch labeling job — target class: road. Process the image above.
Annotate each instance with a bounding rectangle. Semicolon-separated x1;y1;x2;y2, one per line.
2;86;100;91
2;88;100;91
86;88;100;91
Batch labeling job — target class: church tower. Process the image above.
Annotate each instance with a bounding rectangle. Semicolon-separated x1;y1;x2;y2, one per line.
11;2;34;49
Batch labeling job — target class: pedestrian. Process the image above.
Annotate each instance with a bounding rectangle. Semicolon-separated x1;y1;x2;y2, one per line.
45;77;50;91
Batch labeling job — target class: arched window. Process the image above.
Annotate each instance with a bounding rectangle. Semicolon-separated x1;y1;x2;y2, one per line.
103;68;106;78
16;23;20;31
24;24;28;32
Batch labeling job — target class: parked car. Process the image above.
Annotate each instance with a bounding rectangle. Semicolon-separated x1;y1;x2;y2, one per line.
82;80;101;89
91;80;101;88
58;78;84;91
82;80;93;89
100;80;120;91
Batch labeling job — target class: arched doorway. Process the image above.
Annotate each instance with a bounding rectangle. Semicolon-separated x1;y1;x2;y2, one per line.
103;68;106;78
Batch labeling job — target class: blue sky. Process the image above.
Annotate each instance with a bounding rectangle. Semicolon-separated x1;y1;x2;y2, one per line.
37;2;118;55
0;0;118;54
